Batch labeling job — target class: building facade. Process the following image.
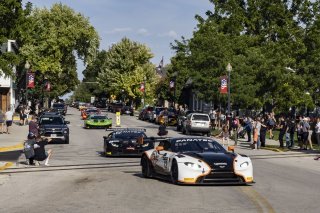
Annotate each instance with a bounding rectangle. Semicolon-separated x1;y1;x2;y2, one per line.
0;40;18;112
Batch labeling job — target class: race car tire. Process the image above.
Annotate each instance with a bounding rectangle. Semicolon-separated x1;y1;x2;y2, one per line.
141;155;153;178
170;160;179;184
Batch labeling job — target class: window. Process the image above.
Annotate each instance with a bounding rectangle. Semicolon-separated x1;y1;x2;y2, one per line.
192;114;209;121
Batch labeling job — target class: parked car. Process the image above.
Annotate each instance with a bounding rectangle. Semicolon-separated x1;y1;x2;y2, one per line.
108;102;124;113
182;113;211;136
52;103;67;116
153;107;165;124
121;106;134;116
138;106;154;121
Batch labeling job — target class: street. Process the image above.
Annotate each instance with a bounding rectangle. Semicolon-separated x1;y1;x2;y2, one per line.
0;107;319;213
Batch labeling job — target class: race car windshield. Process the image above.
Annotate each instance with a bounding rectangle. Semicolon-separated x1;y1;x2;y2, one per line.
40;117;64;125
113;132;146;139
91;116;106;119
173;139;225;153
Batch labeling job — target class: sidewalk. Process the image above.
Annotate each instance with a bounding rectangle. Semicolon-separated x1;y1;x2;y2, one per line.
213;134;320;157
0;122;28;170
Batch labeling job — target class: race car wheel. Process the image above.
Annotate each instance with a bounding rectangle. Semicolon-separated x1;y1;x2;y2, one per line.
141;155;153;178
170;160;179;184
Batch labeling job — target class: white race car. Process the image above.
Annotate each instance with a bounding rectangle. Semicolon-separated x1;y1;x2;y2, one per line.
141;137;254;185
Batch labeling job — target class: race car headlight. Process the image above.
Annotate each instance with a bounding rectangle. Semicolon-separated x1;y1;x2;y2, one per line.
109;140;120;147
184;162;201;169
240;161;249;168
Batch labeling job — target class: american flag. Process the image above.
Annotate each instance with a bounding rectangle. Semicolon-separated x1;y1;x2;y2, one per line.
27;73;35;88
220;76;228;94
169;80;175;89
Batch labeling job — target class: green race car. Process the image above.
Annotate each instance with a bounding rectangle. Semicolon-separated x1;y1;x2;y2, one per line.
84;114;112;129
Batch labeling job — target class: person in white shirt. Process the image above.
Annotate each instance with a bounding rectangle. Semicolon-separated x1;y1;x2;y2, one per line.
314;118;320;160
5;108;14;134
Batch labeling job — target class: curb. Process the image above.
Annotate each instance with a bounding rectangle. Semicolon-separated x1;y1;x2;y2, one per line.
0;162;14;171
261;147;283;152
0;143;24;152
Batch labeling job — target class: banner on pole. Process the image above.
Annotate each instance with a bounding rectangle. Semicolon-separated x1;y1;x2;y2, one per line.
219;76;228;94
140;82;145;92
27;73;35;88
169;80;175;90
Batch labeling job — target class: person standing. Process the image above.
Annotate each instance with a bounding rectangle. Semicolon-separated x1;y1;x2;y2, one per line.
0;110;5;133
267;113;276;139
301;117;310;150
315;117;320;150
5;108;13;134
253;117;261;149
260;117;268;147
297;116;304;149
19;104;25;126
245;117;253;143
278;116;286;148
28;115;39;138
287;118;296;148
306;117;313;150
24;106;31;125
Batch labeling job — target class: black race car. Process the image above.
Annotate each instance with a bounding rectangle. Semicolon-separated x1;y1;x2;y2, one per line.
103;128;154;156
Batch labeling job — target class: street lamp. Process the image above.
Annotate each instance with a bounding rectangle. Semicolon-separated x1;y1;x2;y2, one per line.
226;63;232;115
24;61;31;106
143;76;146;107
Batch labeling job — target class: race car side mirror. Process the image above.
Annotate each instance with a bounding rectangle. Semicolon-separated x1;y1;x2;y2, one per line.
228;146;235;153
156;146;164;153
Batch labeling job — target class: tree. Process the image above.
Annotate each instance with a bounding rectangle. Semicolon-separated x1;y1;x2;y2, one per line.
0;0;31;76
170;0;319;113
97;38;157;106
19;3;99;97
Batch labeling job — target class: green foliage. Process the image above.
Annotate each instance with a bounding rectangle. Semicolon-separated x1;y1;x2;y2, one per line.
170;0;320;113
19;3;100;96
0;0;31;76
73;83;92;102
97;38;157;105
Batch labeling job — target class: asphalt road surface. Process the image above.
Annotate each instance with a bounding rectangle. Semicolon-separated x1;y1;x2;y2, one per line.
0;108;319;213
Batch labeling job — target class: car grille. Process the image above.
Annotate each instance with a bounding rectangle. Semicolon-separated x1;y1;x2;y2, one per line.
197;170;244;184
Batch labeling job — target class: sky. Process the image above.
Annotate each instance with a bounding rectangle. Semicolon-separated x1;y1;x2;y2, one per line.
24;0;213;81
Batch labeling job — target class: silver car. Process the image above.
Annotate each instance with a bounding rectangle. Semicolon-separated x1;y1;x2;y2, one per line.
182;113;211;136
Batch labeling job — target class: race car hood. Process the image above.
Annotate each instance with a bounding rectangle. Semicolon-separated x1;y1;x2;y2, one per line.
183;152;235;171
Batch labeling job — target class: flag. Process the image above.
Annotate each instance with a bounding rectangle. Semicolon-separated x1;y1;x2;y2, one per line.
219;76;228;94
27;72;35;88
169;80;175;90
158;56;164;69
140;82;145;92
45;81;51;91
